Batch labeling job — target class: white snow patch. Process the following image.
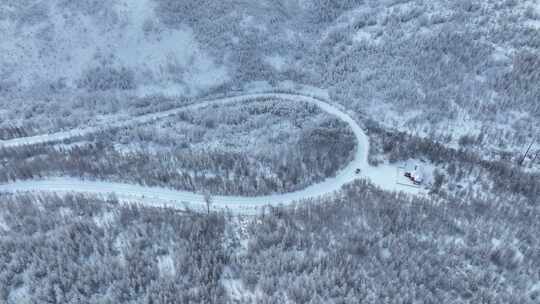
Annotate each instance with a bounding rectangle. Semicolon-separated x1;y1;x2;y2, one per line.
491;238;502;247
445;236;465;247
157;254;176;278
526;19;540;28
264;55;287;71
526;2;540;28
277;82;331;100
380;248;391;260
8;286;31;304
221;266;259;302
243;81;273;93
530;281;540;299
58;207;73;218
93;211;116;228
239;15;267;31
514;247;524;264
353;30;373;42
113;233;129;266
492;45;511;61
0;215;10;232
136;83;186;98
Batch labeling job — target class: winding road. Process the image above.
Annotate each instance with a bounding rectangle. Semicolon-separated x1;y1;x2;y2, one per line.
0;93;423;214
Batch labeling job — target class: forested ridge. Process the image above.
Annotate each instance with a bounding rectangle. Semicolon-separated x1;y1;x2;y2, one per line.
1;174;539;303
2;0;540;157
236;180;540;303
0;194;228;303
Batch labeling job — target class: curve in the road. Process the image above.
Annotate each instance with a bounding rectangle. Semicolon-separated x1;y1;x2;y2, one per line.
0;93;422;214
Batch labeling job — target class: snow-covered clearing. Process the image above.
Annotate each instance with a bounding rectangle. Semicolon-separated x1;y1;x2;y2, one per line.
0;93;426;215
7;286;31;304
157;254;176;278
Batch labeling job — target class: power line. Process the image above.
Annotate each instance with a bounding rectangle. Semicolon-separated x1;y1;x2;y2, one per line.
519;140;534;166
531;149;539;164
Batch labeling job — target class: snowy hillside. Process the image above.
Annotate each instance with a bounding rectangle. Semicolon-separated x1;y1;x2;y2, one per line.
0;0;228;95
2;0;540;160
1;1;540;303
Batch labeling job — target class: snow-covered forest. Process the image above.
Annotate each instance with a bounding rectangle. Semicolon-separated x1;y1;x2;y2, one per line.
1;0;540;303
1;176;539;303
0;98;356;196
0;194;228;303
2;0;540;157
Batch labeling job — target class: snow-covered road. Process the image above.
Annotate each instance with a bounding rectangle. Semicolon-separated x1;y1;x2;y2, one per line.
0;93;424;214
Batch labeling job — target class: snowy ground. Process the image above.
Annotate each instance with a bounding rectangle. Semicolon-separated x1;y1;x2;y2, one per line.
0;93;330;148
0;0;228;94
0;93;427;215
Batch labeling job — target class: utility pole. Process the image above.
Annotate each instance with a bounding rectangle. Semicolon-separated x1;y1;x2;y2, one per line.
204;191;213;215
